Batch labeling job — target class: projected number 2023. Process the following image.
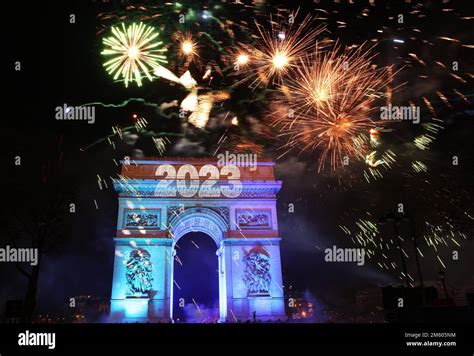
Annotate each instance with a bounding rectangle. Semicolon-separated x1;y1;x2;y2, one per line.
154;164;242;198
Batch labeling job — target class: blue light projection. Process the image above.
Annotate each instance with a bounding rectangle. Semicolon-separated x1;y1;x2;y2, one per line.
109;159;286;323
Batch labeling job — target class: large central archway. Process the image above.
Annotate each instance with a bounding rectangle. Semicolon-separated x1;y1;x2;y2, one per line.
170;207;228;322
172;231;219;323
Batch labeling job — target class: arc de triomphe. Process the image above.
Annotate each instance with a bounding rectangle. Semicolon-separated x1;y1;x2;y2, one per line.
109;157;286;322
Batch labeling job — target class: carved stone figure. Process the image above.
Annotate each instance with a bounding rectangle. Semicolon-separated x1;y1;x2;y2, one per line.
242;247;271;295
126;248;153;296
126;212;158;227
238;212;270;227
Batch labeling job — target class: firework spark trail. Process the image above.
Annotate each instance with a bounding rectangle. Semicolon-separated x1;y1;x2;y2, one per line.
192;298;203;316
229;308;237;322
80;124;183;152
175;255;183;267
153;136;170;156
411;161;428;173
453;89;471;104
342;212;471;280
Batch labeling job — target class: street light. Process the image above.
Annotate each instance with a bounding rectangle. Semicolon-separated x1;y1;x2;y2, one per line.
379;212;410;288
380;210;427;304
406;213;426;304
438;268;449;299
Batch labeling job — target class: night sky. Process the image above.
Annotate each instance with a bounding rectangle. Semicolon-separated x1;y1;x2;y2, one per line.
2;0;473;320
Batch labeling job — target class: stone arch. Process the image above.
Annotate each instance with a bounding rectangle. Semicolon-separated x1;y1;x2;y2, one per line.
110;159;286;323
169;207;229;247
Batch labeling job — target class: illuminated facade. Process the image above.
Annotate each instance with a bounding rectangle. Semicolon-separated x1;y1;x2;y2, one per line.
109;158;286;322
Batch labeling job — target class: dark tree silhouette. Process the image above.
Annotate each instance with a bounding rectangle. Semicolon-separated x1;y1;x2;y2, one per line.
3;136;72;322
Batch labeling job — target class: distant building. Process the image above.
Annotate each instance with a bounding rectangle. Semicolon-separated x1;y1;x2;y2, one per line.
355;287;383;314
4;300;22;323
33;295;110;323
66;295;110;323
355;287;384;323
421;280;474;306
381;284;474;322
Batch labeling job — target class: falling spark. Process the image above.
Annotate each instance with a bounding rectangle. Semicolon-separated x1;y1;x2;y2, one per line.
438;36;461;43
202;68;212;79
97;175;103;190
422;97;437;117
453;89;470;104
153;136;170;156
437;255;446;269
449;73;467;84
408;53;426;66
436;91;452;108
229;308;237;322
192;298;203;316
411;161;428;173
365;152;380;168
414;134;434;150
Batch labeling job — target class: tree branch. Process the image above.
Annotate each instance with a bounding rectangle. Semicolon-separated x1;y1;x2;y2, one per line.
16;263;31;280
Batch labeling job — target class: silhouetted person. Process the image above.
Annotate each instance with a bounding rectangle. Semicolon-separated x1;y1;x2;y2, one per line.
252;310;256;322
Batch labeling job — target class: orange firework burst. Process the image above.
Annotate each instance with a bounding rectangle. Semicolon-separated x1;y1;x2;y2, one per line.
235;13;326;88
174;32;200;67
179;33;198;58
270;43;395;172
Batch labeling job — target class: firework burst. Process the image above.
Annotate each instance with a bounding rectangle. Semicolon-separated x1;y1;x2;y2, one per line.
101;22;167;87
175;32;199;64
270;43;395;172
236;14;325;88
